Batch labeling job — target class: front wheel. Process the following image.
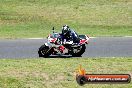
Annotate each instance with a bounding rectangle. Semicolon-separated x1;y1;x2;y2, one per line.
38;45;51;58
71;44;86;57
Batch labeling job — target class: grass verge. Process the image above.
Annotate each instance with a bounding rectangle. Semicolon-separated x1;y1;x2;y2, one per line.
0;57;132;88
0;0;132;38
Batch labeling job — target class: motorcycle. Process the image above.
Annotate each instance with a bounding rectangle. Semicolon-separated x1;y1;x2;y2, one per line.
38;27;89;57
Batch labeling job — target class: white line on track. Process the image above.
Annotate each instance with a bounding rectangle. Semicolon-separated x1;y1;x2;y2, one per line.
25;37;97;39
89;37;96;39
26;38;44;39
125;36;132;38
24;36;132;40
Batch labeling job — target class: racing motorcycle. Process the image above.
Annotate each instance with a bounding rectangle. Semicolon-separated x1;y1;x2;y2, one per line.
38;27;89;57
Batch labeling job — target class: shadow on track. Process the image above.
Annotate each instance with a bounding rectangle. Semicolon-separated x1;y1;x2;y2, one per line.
39;55;82;58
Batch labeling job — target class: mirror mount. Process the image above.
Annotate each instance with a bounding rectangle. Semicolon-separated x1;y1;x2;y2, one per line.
52;27;55;33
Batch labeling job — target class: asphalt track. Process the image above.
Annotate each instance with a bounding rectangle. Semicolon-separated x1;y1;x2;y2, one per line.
0;37;132;58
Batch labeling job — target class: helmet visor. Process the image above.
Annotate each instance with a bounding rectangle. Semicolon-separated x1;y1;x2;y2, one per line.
63;29;69;35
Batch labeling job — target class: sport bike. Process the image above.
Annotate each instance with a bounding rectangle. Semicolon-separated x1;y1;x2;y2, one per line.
38;27;89;57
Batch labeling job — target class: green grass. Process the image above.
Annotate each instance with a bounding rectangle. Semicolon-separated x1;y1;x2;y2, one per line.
0;0;132;38
0;57;132;88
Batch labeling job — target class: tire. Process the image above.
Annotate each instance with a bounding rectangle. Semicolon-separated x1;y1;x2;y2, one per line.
38;45;51;58
71;44;86;57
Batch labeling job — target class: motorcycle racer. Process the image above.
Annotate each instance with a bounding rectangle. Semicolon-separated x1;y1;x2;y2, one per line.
38;25;89;57
61;25;80;44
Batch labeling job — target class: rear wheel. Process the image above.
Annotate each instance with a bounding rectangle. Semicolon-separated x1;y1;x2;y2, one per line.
71;44;86;57
38;45;51;58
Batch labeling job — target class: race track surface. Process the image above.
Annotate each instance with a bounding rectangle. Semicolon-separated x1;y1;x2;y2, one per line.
0;37;132;58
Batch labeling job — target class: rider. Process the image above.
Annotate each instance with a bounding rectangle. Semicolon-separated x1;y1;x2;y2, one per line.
59;25;80;53
61;25;80;44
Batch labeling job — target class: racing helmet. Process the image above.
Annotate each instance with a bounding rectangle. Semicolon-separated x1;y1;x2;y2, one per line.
62;25;70;35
